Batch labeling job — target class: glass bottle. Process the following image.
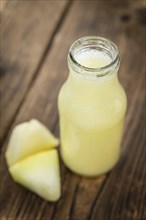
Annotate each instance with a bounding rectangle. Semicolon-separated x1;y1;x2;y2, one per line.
58;36;127;177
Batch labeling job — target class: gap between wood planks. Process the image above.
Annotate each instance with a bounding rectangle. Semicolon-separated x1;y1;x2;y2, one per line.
1;0;73;147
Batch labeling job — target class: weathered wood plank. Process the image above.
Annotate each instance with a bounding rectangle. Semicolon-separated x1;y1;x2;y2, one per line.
0;0;68;143
1;0;145;220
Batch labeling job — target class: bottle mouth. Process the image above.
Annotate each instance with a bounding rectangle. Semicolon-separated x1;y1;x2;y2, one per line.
68;36;120;78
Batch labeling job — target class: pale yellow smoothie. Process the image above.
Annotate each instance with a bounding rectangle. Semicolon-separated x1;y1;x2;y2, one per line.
58;37;127;176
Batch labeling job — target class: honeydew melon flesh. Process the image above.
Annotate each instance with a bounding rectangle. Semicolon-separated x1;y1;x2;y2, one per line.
5;119;59;166
5;119;61;202
9;150;61;201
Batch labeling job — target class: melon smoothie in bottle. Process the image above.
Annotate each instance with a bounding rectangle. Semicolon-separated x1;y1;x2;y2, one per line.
58;36;127;177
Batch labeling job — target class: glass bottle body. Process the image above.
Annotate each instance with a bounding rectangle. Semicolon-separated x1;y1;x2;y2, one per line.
58;37;127;176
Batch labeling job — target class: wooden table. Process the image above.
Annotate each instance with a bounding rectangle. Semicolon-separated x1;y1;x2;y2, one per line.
0;1;145;219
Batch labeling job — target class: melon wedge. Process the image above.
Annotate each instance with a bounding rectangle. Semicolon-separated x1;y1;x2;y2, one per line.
5;119;61;202
6;119;59;166
9;150;61;201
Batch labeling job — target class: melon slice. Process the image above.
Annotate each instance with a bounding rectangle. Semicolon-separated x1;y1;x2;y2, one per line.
6;119;59;166
9;150;61;201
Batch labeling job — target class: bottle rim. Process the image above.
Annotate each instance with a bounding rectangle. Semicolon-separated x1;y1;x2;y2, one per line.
68;36;120;78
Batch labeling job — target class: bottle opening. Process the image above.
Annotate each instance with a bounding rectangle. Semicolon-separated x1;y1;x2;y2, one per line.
68;36;120;78
75;49;112;68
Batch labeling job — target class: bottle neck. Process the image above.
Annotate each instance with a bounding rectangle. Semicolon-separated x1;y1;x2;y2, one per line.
68;36;120;80
68;68;119;96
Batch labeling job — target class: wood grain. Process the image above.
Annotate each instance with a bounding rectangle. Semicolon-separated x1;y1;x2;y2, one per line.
0;0;69;143
0;0;145;220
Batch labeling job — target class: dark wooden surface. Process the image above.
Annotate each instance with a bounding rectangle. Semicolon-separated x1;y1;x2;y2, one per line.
0;1;145;220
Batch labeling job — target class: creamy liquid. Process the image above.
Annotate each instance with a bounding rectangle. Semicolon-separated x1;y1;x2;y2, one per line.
58;50;127;176
76;49;112;68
